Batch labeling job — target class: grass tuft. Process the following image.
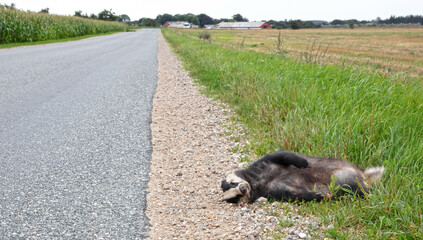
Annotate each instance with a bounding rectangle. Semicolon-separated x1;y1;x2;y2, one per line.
198;30;211;41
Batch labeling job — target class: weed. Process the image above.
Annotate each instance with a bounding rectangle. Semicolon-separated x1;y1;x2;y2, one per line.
198;31;211;41
300;39;330;64
238;36;246;49
274;31;289;56
240;156;250;163
278;218;294;228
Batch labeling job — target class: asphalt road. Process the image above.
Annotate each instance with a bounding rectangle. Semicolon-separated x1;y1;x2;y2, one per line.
0;29;159;238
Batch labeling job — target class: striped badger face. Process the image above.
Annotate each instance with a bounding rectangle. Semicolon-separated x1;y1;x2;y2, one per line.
221;171;251;203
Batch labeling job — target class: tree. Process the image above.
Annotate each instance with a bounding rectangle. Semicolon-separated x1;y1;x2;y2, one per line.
174;14;184;21
330;19;346;25
347;19;358;29
118;14;131;23
184;13;200;25
171;13;200;25
381;15;423;24
0;3;16;9
268;20;290;29
74;10;89;18
232;13;248;22
39;8;49;13
217;18;231;23
140;18;157;27
74;10;83;17
290;20;301;29
156;13;175;25
301;21;320;28
98;9;117;21
197;13;214;27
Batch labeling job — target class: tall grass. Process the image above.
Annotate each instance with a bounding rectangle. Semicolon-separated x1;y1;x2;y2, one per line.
0;7;127;44
162;29;423;238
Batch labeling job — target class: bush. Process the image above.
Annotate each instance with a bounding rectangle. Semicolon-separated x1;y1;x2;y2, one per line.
198;31;211;41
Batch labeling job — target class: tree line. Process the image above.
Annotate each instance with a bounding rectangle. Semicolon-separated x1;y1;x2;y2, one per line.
327;15;423;26
74;9;131;23
379;15;423;24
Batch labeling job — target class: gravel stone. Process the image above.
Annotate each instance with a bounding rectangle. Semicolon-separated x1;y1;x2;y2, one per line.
146;33;326;239
298;232;307;239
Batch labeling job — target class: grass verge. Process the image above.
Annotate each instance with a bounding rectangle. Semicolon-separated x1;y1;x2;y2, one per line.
162;28;423;239
0;31;122;49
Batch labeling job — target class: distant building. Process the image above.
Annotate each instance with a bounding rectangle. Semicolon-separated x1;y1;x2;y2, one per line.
321;24;350;28
204;25;216;29
310;20;328;25
216;21;271;30
163;21;193;28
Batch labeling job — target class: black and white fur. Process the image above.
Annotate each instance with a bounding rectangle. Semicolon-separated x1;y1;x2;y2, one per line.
221;151;384;203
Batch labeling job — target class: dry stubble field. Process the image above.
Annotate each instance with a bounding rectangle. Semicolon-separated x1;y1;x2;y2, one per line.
178;27;423;78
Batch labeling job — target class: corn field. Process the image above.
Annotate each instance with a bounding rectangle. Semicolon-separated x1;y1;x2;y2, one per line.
0;7;128;44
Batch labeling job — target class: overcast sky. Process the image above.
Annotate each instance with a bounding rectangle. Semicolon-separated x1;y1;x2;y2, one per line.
5;0;423;22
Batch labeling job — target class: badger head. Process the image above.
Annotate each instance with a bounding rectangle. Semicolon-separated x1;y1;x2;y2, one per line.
221;171;251;203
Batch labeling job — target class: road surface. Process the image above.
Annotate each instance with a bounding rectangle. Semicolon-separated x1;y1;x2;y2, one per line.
0;29;159;238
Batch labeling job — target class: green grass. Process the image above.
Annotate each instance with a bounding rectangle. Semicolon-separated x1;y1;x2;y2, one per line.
162;28;423;239
0;6;128;44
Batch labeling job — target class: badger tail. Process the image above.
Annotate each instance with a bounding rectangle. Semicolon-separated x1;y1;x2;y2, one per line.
364;166;385;186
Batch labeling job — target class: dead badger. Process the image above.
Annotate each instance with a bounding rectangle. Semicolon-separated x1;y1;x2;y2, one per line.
221;151;384;203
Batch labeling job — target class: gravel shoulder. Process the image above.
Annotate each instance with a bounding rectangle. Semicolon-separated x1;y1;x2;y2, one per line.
146;33;324;239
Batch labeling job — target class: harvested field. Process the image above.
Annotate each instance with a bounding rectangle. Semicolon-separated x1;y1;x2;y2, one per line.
177;27;423;77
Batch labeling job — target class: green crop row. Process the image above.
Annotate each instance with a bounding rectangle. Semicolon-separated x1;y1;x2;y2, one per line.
0;7;127;44
162;28;423;239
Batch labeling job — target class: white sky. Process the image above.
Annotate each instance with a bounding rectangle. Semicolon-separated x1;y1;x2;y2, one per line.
5;0;423;22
